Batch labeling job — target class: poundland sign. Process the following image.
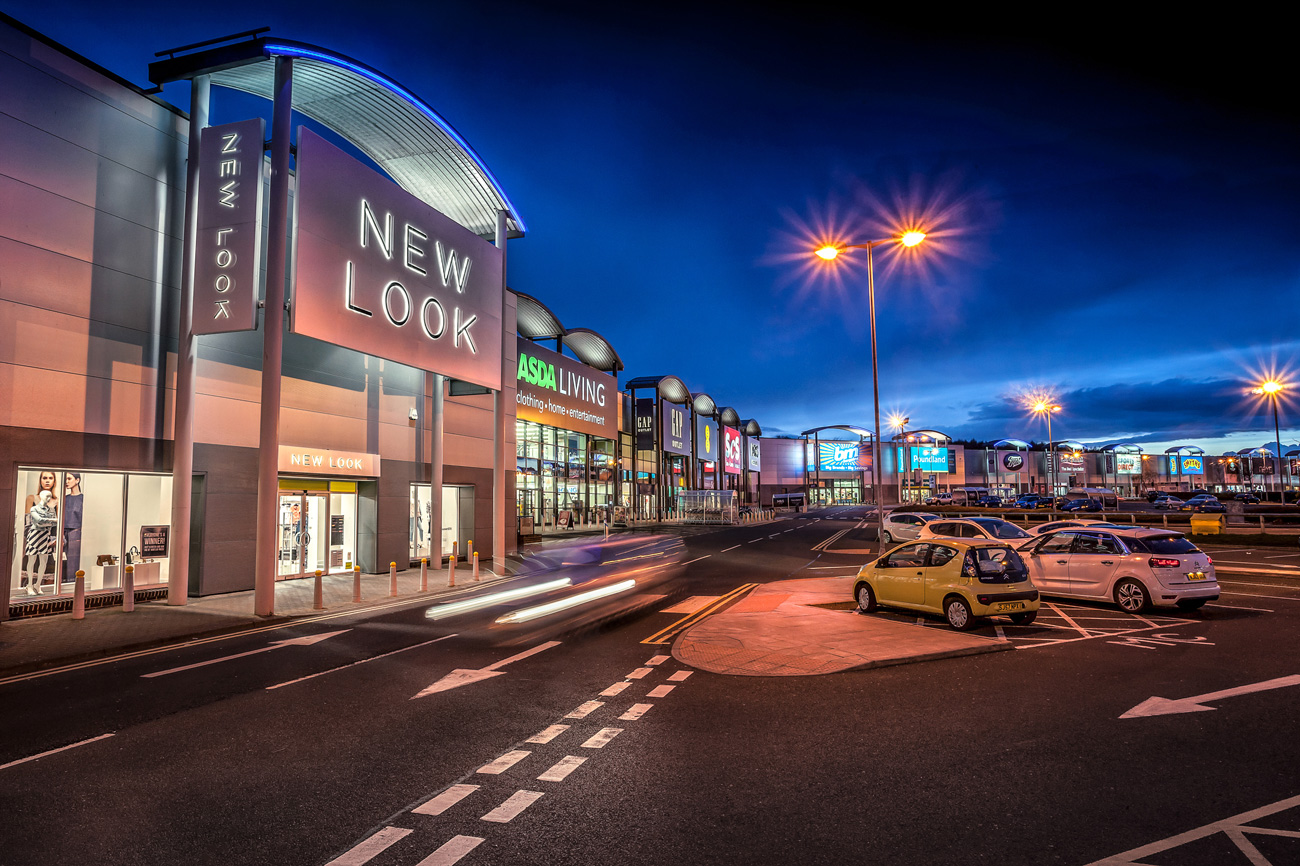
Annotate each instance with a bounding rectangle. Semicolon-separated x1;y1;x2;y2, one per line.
515;339;616;440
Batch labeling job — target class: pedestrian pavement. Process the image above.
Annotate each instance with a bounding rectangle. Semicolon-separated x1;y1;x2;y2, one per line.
673;575;1011;675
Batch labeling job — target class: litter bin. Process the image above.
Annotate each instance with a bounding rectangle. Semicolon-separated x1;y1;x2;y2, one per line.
1189;513;1225;535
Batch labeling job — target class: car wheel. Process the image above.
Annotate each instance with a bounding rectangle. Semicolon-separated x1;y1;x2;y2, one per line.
1115;578;1152;613
855;582;877;613
945;596;976;630
1009;611;1037;625
1176;598;1207;611
881;530;893;545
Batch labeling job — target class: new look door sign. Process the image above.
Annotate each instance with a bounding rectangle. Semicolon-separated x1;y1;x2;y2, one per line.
661;403;692;456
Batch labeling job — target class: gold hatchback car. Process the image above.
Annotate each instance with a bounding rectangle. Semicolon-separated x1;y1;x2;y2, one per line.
854;538;1041;630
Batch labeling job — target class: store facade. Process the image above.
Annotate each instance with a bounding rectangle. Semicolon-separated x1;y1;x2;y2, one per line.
1;19;522;616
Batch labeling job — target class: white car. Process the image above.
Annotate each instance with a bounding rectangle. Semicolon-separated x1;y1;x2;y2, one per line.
1026;519;1125;536
1021;527;1218;612
919;517;1032;544
879;512;938;545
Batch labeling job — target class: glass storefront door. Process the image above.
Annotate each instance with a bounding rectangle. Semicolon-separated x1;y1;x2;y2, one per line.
278;488;356;579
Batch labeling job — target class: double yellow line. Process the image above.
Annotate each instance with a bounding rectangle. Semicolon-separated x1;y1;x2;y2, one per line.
641;583;758;645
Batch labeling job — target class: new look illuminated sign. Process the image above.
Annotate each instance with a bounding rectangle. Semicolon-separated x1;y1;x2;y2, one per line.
194;118;265;335
291;129;504;390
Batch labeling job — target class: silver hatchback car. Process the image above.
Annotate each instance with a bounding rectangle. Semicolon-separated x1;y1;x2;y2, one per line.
879;512;938;545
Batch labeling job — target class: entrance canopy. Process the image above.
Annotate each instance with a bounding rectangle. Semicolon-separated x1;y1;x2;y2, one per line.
801;425;874;440
150;34;525;239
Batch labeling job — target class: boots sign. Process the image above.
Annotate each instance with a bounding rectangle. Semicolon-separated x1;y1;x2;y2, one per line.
291;129;504;391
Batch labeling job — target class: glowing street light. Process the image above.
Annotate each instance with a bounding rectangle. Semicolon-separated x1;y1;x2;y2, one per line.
889;414;910;505
1031;400;1062;514
1251;379;1287;496
813;232;927;546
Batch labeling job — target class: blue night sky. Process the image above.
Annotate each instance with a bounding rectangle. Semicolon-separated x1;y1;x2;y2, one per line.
7;2;1298;454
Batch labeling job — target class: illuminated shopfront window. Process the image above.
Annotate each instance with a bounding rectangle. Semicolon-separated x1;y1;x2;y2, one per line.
10;468;172;597
409;484;473;561
515;420;615;531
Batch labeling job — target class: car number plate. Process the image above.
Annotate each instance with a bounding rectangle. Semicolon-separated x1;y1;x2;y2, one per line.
1186;572;1207;581
994;601;1024;612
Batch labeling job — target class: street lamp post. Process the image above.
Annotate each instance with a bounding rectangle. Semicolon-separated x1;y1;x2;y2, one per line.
1253;380;1287;500
816;231;925;549
890;415;910;506
1032;401;1061;516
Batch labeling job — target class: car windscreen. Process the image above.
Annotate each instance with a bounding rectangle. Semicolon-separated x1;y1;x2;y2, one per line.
966;547;1028;583
971;519;1029;539
1128;535;1200;555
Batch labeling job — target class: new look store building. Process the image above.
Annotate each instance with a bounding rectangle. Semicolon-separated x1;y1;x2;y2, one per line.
1;19;525;617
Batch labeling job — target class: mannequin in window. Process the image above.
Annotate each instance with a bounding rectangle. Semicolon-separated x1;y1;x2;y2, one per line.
62;473;83;585
22;471;59;595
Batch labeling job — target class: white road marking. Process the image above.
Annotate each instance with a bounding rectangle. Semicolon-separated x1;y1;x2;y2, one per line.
269;634;457;691
1219;578;1300;589
477;750;530;775
1216;565;1300;576
619;703;653;720
626;667;653;679
721;545;741;552
537;756;587;782
1047;603;1095;638
1222;590;1300;601
0;733;115;772
600;681;631;697
324;826;412;866
1121;674;1300;718
481;791;544;823
647;684;675;697
661;595;719;614
806;565;860;570
414;835;484;866
414;785;480;816
748;539;762;544
145;630;350;678
668;670;693;682
1207;603;1274;612
994;625;1007;641
646;655;670;665
411;641;561;699
526;724;569;744
565;701;604;719
581;728;623;749
1264;553;1300;559
683;555;711;565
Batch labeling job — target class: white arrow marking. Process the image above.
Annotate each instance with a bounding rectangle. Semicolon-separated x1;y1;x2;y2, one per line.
411;640;560;699
143;630;350;678
1121;674;1300;718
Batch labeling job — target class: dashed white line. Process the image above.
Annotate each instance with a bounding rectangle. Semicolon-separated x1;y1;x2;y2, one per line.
565;701;604;719
646;655;670;665
721;545;741;552
667;670;693;682
683;555;711;565
481;791;544;823
748;539;762;544
647;685;675;698
415;785;480;816
599;681;631;697
626;667;653;679
324;826;413;866
0;733;115;771
267;634;457;691
526;725;569;744
537;756;587;782
414;835;484;866
477;750;530;775
581;728;623;749
619;703;653;721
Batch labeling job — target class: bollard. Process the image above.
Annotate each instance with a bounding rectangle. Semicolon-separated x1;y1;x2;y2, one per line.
604;523;609;540
473;551;480;581
467;540;474;566
73;570;86;620
448;552;458;587
314;570;324;610
353;565;362;603
390;561;398;597
123;564;135;612
420;557;428;592
1260;516;1266;532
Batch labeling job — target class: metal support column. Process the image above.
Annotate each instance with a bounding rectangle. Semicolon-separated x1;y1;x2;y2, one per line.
430;373;444;565
253;58;293;616
493;210;509;566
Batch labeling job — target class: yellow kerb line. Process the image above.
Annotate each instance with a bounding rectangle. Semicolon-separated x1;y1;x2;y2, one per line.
641;583;759;645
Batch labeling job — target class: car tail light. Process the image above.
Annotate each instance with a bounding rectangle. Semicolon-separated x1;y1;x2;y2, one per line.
1148;557;1181;568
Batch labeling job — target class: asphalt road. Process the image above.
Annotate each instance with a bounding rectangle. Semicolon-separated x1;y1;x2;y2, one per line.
2;506;1298;866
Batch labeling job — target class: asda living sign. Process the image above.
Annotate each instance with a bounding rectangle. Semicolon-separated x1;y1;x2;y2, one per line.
515;339;617;440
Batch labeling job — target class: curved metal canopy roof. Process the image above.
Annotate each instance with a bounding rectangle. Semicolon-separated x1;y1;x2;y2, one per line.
741;419;762;437
691;393;717;416
1101;443;1143;453
993;438;1031;449
561;330;623;374
625;375;692;404
719;407;741;427
1053;440;1087;451
512;292;623;373
150;36;525;239
515;292;564;341
1165;445;1206;455
801;425;874;439
899;428;950;442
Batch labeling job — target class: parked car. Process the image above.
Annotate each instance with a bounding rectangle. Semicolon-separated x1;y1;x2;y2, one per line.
1181;495;1226;513
1020;528;1218;612
920;517;1032;543
1152;494;1184;510
1015;494;1054;509
976;495;1003;508
1235;492;1261;504
853;538;1040;629
879;512;939;545
925;493;953;506
1059;497;1102;513
1027;519;1124;536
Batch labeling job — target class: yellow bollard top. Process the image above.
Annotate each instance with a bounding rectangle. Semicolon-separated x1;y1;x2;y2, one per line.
421;557;427;563
391;561;396;567
125;564;134;572
76;569;85;577
315;569;323;576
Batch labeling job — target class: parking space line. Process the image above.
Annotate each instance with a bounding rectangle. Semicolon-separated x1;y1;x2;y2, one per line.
1222;590;1300;602
481;790;544;823
414;785;480;816
537;756;586;782
1207;603;1273;612
324;827;413;866
1047;604;1095;638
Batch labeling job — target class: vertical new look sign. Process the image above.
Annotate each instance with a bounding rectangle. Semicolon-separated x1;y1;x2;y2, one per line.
194;118;265;335
291;129;504;390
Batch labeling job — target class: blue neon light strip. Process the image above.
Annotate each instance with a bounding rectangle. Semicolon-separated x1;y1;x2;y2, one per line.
262;41;527;234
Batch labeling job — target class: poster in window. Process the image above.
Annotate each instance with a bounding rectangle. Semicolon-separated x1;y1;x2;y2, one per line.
331;514;345;546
